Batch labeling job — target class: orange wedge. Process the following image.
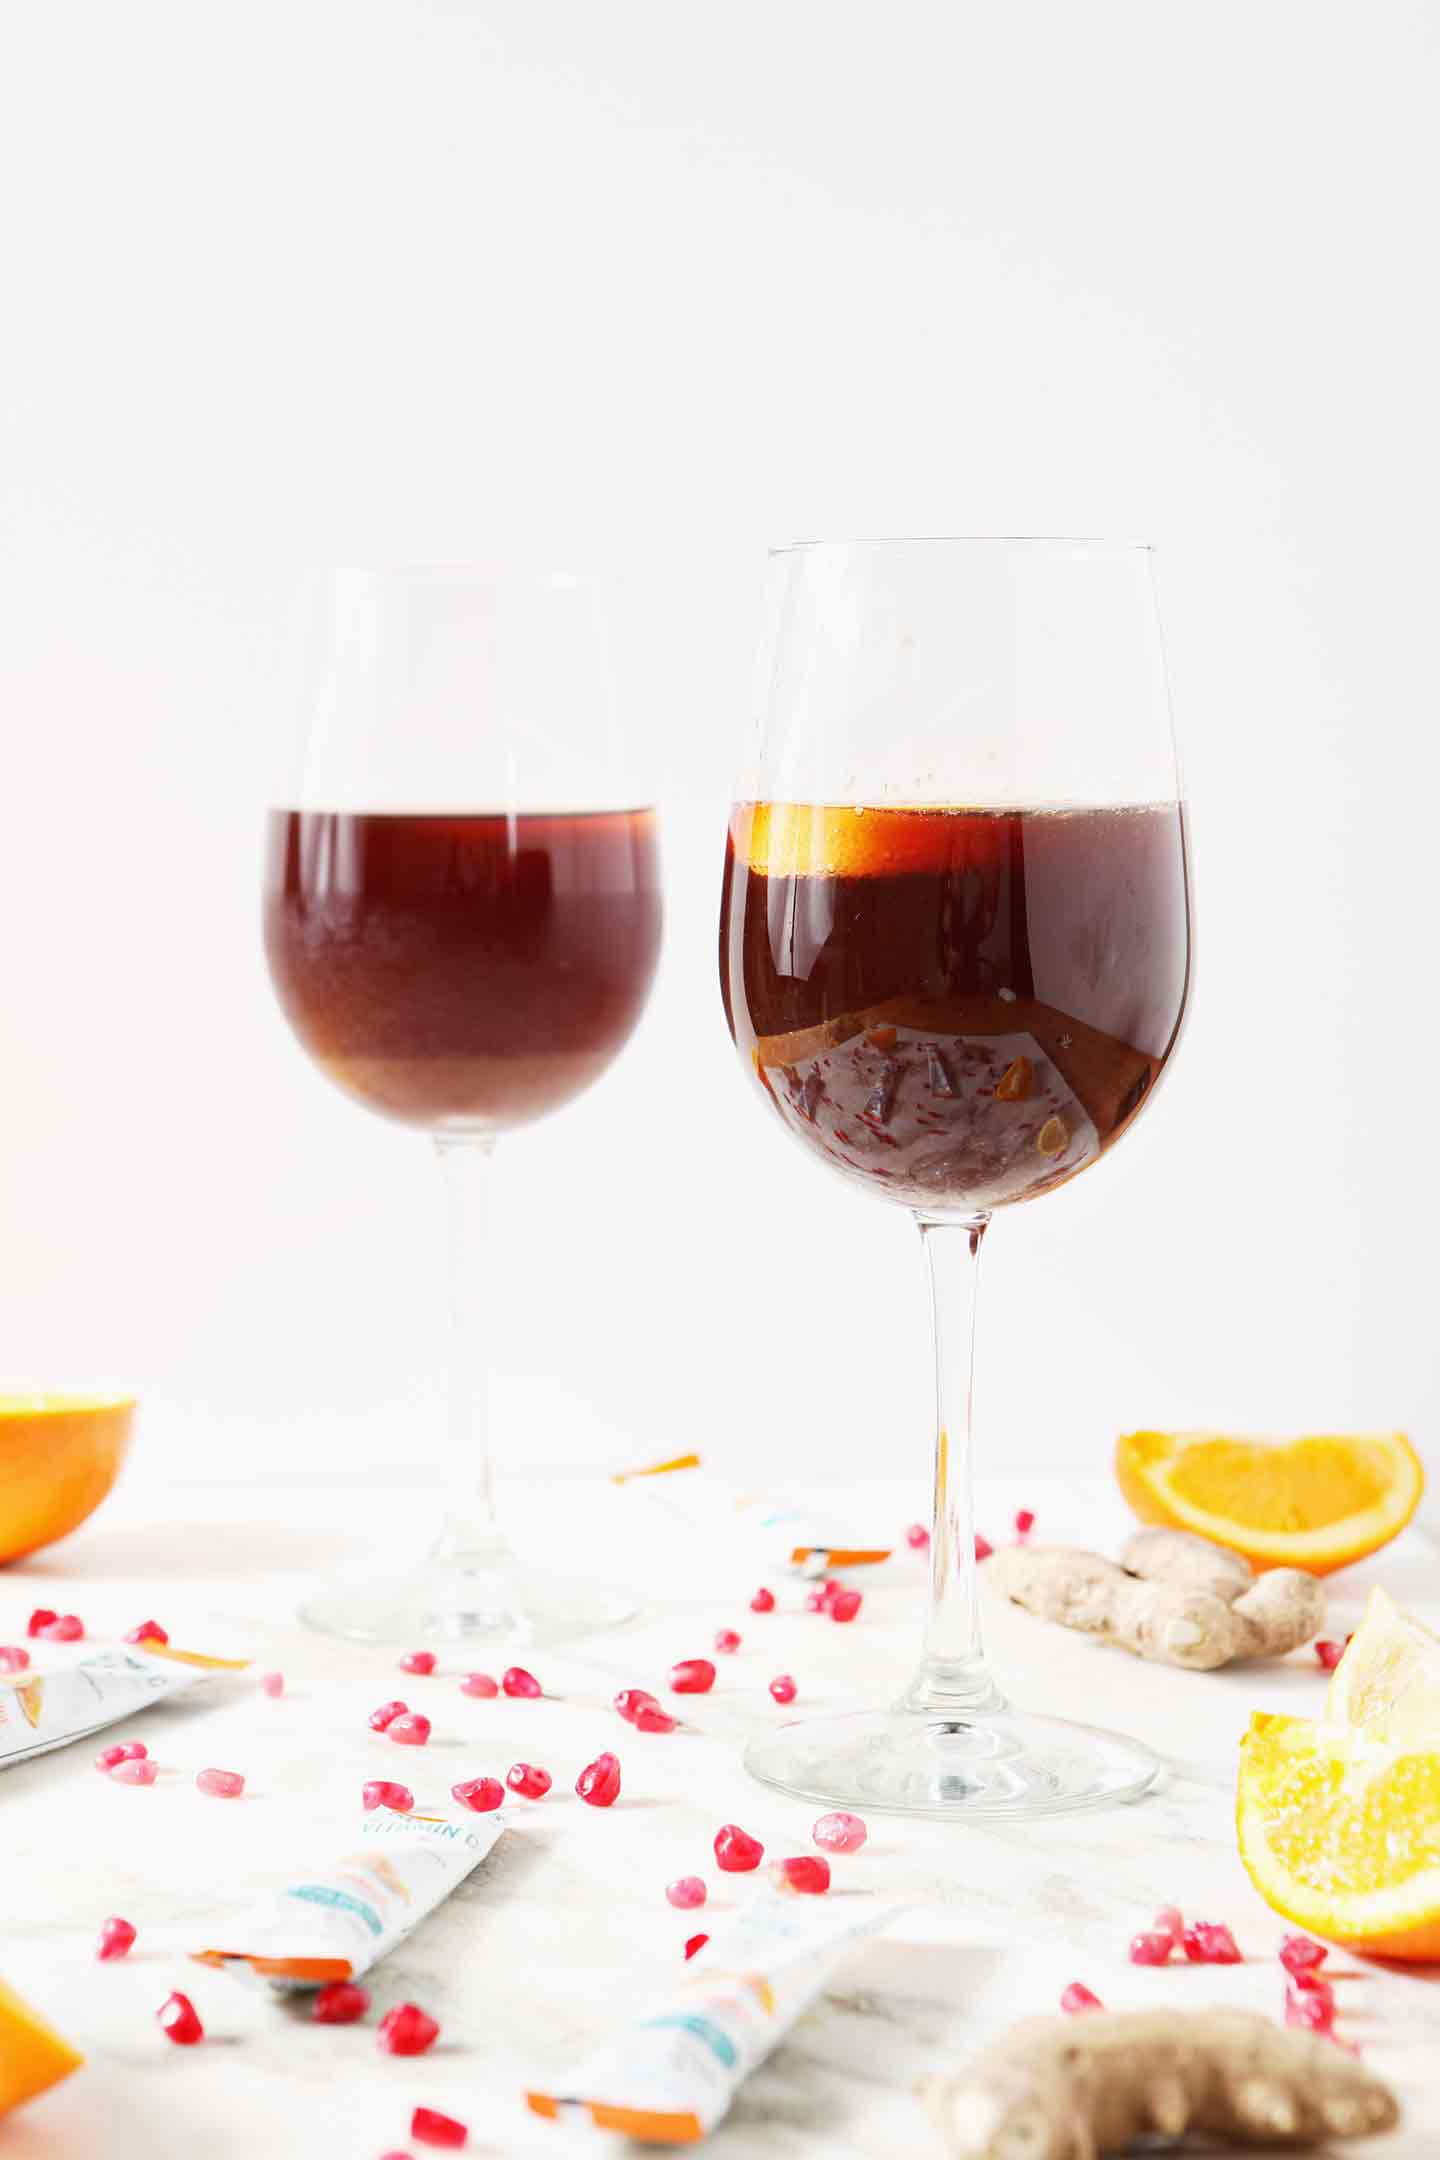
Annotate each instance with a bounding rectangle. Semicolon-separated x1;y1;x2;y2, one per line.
1237;1592;1440;1960
0;1393;135;1565
1115;1428;1423;1574
0;1975;84;2115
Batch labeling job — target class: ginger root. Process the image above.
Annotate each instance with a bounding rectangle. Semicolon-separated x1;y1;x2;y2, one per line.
919;2008;1399;2156
984;1527;1325;1670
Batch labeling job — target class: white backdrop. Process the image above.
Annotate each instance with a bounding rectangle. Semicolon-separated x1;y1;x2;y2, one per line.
1;3;1436;1508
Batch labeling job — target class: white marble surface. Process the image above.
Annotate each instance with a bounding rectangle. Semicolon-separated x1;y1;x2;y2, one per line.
3;1467;1437;2158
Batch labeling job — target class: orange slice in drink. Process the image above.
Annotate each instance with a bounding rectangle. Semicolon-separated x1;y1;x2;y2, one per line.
1115;1428;1423;1575
0;1393;135;1564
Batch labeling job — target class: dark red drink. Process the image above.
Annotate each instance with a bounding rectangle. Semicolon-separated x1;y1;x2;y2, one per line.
264;807;661;1131
720;801;1189;1211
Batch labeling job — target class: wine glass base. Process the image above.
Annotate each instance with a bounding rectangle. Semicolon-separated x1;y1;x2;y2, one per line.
298;1562;636;1648
744;1704;1163;1819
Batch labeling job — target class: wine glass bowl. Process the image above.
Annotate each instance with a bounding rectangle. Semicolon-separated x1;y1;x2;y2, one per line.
719;538;1191;1815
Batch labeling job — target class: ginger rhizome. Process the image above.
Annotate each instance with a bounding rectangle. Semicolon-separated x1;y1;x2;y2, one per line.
918;2007;1398;2157
984;1527;1325;1670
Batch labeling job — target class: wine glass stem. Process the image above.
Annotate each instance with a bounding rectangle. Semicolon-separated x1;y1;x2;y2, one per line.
428;1133;508;1570
897;1213;1004;1717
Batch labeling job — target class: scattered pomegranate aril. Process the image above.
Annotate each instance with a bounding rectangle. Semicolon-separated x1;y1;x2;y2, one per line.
1315;1639;1345;1671
26;1608;57;1637
1060;1982;1105;2015
576;1751;621;1807
633;1702;678;1733
459;1672;498;1698
96;1915;137;1961
0;1645;29;1672
829;1589;862;1623
111;1757;159;1786
772;1855;830;1895
668;1659;716;1695
812;1811;867;1854
378;2002;439;2056
905;1523;930;1551
506;1762;552;1800
124;1621;168;1645
1014;1508;1036;1539
411;2106;468;2149
1129;1930;1174;1966
803;1588;831;1613
1183;1922;1242;1965
363;1781;415;1814
502;1666;541;1699
313;1980;370;2023
714;1628;742;1655
261;1671;284;1698
1153;1904;1185;1946
1279;1933;1328;1977
714;1823;764;1872
196;1767;245;1799
768;1675;797;1705
369;1699;409;1732
388;1713;432;1747
666;1876;707;1910
95;1742;131;1772
399;1650;437;1676
158;1991;204;2044
974;1533;994;1561
1285;1979;1336;2032
40;1614;84;1642
452;1776;505;1812
749;1587;776;1613
684;1933;709;1960
614;1688;664;1725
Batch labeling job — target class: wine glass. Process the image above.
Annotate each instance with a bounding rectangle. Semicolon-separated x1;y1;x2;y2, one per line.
719;538;1191;1815
264;567;662;1644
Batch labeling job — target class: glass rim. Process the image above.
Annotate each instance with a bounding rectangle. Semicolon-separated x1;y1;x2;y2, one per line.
769;534;1154;558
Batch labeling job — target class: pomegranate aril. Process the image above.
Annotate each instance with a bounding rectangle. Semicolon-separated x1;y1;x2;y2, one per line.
714;1628;742;1654
812;1811;867;1854
95;1742;131;1771
714;1823;764;1872
614;1687;663;1724
768;1675;797;1704
1183;1922;1242;1965
97;1915;137;1961
111;1757;159;1785
1315;1639;1345;1671
974;1533;994;1561
460;1672;498;1698
1014;1508;1036;1538
378;2002;440;2056
196;1767;245;1799
1279;1933;1328;1977
502;1666;541;1698
411;2106;468;2149
125;1621;168;1645
668;1658;716;1695
369;1699;409;1731
0;1645;29;1672
40;1614;84;1642
905;1522;930;1551
452;1776;505;1812
1153;1904;1185;1946
666;1876;707;1910
1060;1982;1104;2015
399;1650;437;1676
684;1932;709;1960
829;1589;862;1623
576;1751;622;1807
313;1980;370;2023
26;1608;57;1637
772;1855;830;1894
803;1588;831;1613
1129;1930;1173;1966
157;1991;204;2044
388;1713;431;1747
261;1671;285;1698
749;1587;776;1613
1285;1980;1336;2032
633;1703;678;1733
363;1780;415;1813
506;1762;552;1799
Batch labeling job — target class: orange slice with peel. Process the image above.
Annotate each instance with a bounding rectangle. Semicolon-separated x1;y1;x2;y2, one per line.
0;1393;135;1565
1115;1428;1422;1575
0;1975;84;2115
1238;1593;1440;1960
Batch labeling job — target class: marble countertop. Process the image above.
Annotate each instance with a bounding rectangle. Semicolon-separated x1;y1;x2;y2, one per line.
3;1466;1436;2158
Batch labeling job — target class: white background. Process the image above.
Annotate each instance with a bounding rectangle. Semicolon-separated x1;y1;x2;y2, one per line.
1;2;1436;1512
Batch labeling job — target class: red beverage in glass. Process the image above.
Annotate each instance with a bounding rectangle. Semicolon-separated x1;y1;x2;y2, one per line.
721;801;1189;1212
264;807;661;1131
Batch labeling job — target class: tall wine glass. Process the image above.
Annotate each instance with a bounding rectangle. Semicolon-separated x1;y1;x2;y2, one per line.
264;567;662;1644
719;538;1191;1815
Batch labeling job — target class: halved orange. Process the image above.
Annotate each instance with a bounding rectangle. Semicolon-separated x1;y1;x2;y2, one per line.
0;1393;135;1565
1115;1428;1423;1574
